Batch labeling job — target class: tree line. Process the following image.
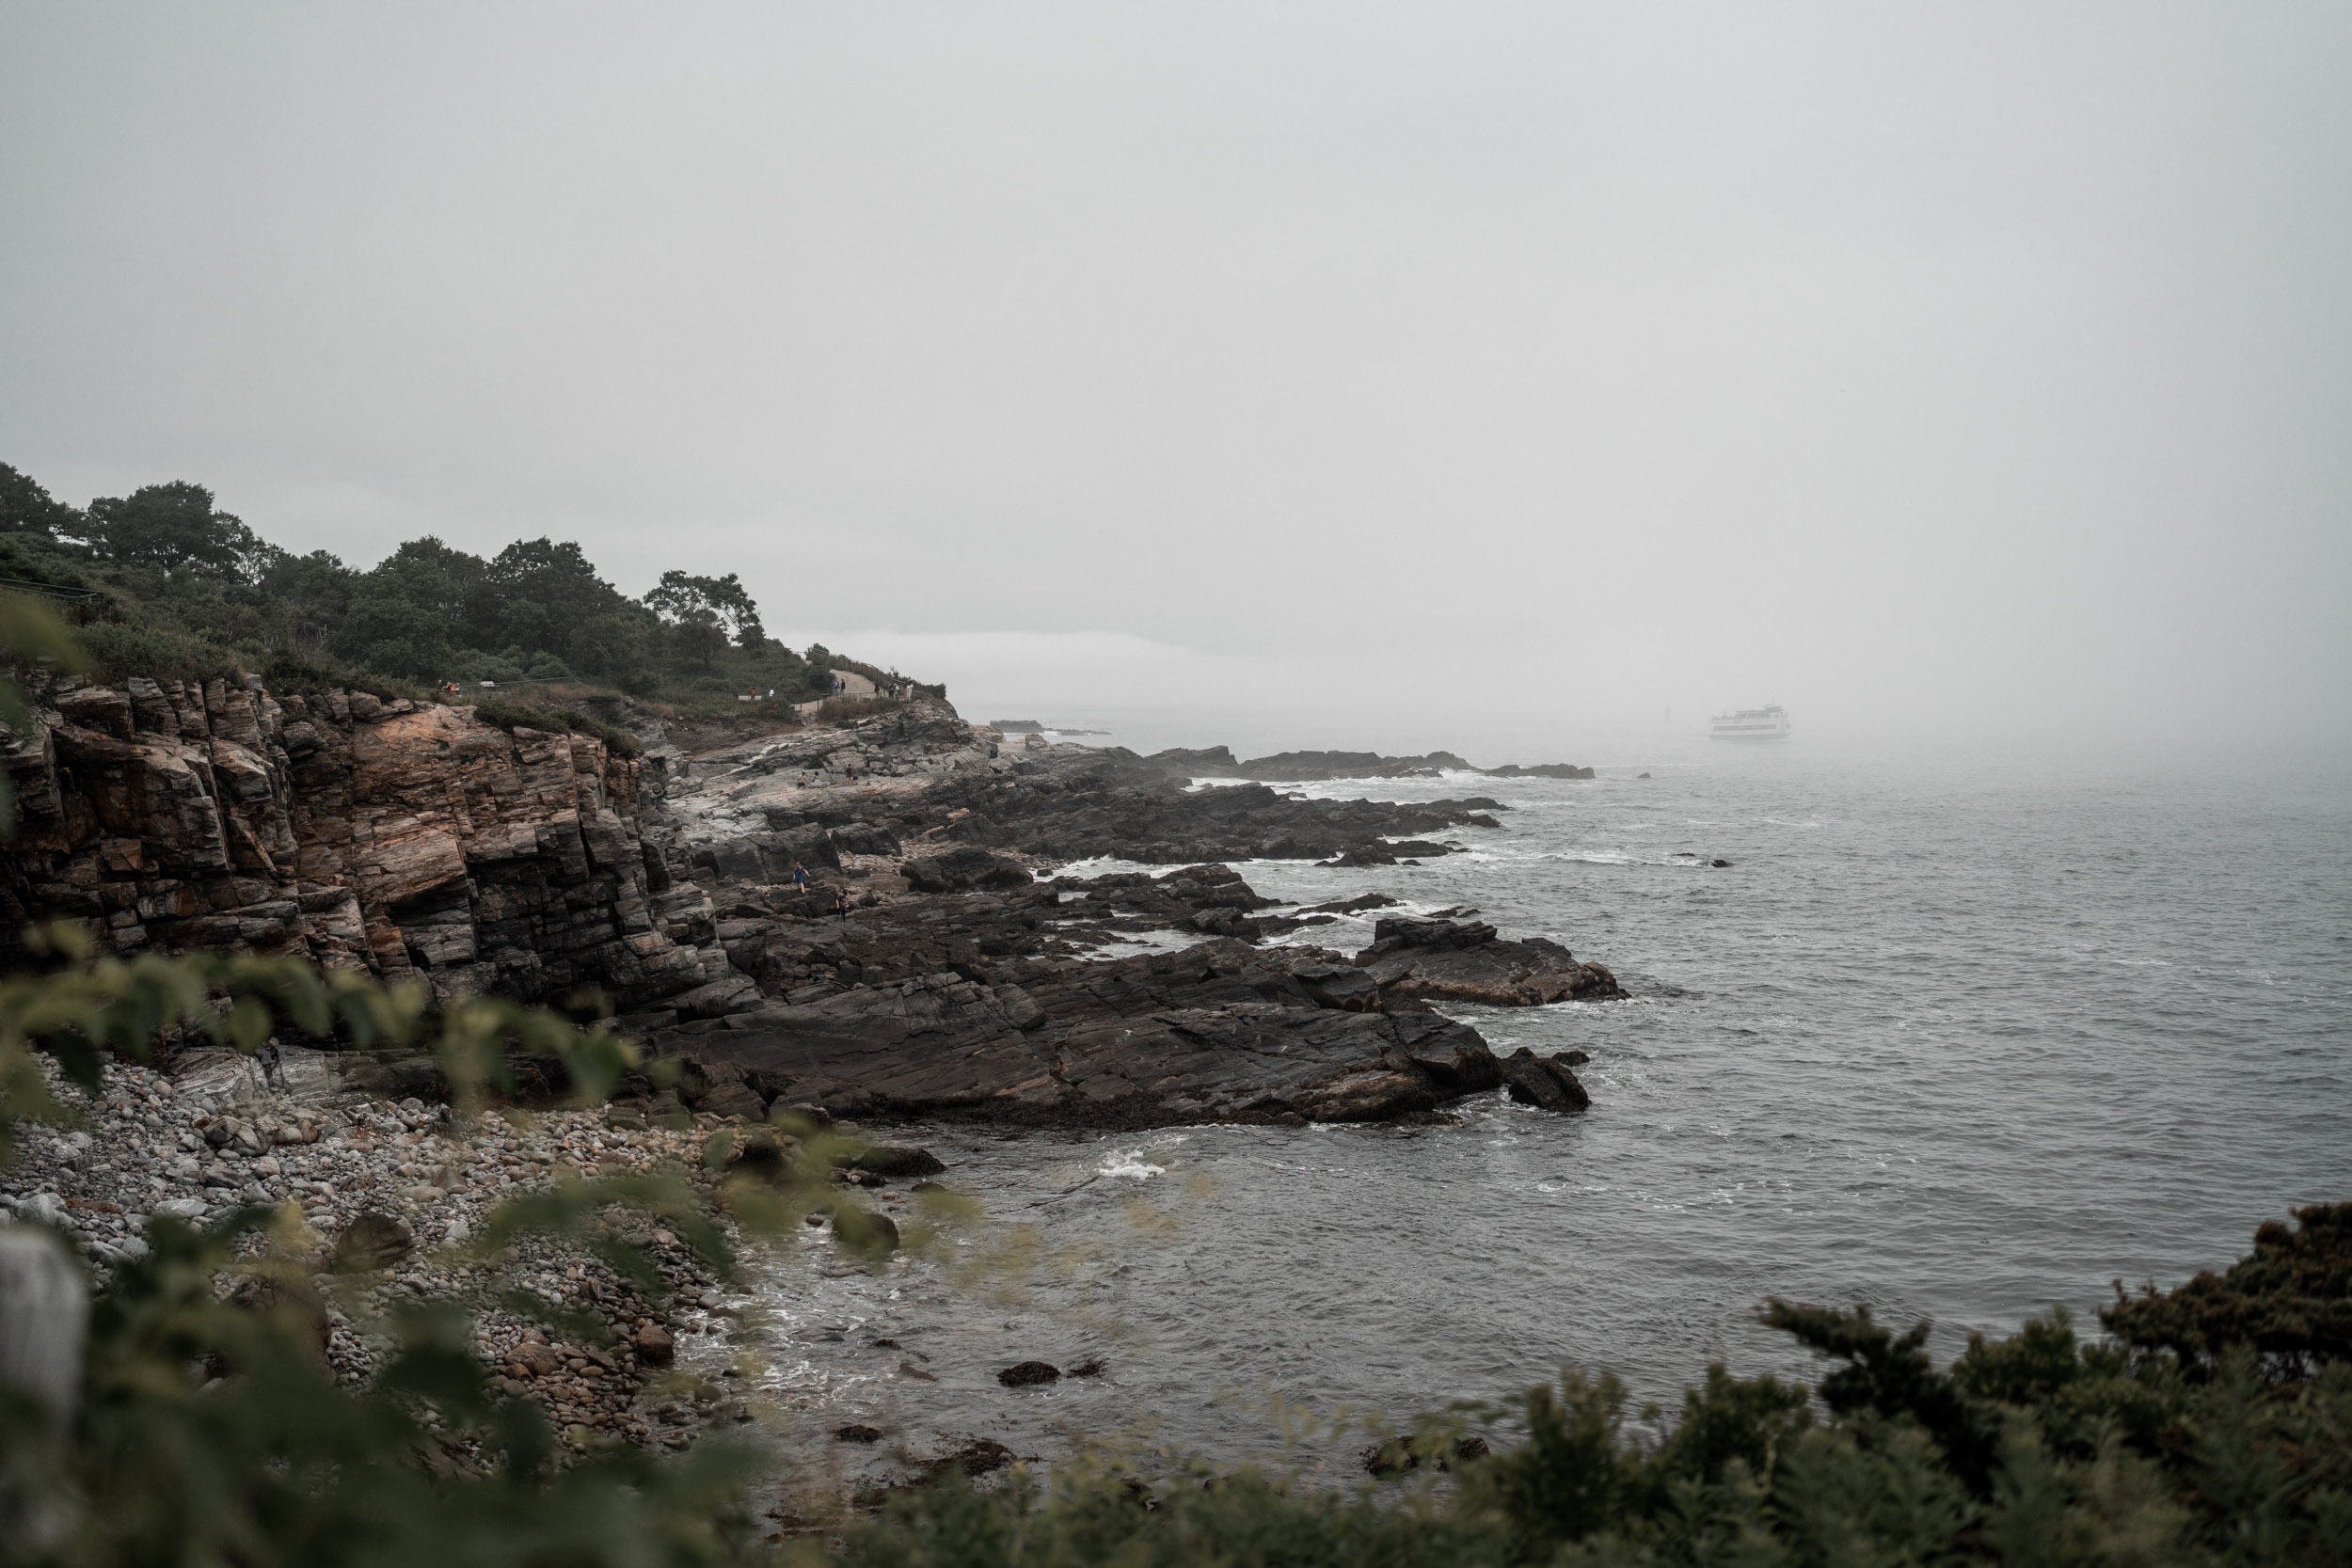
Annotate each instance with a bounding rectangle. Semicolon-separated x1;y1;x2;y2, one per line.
0;461;909;705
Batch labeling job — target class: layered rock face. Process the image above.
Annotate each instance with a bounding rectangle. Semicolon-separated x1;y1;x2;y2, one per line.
0;675;707;1007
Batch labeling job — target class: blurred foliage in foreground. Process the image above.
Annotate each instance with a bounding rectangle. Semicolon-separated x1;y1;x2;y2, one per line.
845;1212;2352;1568
5;935;2347;1568
0;925;913;1567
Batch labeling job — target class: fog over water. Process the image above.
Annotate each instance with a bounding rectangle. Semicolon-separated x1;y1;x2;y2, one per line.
5;4;2349;752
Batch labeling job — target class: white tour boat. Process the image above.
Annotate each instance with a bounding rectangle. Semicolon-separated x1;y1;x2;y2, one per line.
1710;703;1791;741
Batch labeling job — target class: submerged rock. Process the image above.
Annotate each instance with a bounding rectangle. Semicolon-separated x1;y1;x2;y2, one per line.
833;1144;946;1179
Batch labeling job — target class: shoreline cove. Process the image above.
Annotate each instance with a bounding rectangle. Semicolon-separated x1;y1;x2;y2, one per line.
4;679;2347;1497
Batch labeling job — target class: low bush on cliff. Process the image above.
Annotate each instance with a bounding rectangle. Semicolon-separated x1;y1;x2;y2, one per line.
467;697;645;758
72;619;246;687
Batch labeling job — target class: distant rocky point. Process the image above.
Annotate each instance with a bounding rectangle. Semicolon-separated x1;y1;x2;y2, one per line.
990;719;1109;736
1145;746;1594;783
1484;763;1598;780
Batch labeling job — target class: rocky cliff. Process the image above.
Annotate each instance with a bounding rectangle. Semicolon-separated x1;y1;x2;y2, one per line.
2;674;1620;1127
0;673;709;1007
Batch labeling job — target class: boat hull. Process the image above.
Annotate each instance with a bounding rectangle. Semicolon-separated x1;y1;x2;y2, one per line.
1708;704;1791;740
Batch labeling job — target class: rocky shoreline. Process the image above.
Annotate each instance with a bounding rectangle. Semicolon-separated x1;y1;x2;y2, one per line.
1;677;1629;1478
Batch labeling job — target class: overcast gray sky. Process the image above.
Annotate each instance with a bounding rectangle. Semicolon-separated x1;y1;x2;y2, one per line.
4;2;2346;750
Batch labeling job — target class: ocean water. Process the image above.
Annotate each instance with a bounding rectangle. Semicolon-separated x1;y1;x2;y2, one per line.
724;737;2352;1477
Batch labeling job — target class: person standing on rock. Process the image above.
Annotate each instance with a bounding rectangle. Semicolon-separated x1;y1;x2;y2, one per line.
792;861;807;893
832;892;850;922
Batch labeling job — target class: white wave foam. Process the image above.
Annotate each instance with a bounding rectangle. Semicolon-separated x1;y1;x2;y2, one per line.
1076;927;1202;961
1099;1149;1167;1180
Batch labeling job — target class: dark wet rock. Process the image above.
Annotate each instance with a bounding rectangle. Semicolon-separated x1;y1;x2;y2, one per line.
1357;917;1623;1007
833;1143;946;1179
648;847;1617;1126
828;821;900;856
696;1080;768;1119
917;1436;1015;1481
1292;963;1380;1011
1067;1357;1105;1377
902;846;1033;894
1053;863;1280;929
1228;750;1473;781
906;747;1505;866
1144;745;1240;774
829;1206;900;1256
330;1212;415;1273
1326;838;1456;865
1298;893;1399;916
651;937;1515;1129
835;1424;885;1443
691;826;839;884
348;1054;451;1102
1711;859;1732;868
632;1323;675;1366
1388;1027;1504;1093
1143;746;1590;784
996;1360;1061;1387
725;1132;800;1184
1500;1048;1592;1113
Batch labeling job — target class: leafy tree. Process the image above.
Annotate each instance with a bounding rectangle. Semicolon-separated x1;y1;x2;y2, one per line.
675;619;728;671
1758;1296;1995;1491
336;588;455;684
570;610;654;692
362;537;485;629
253;548;354;661
80;483;263;581
0;464;82;541
644;571;766;650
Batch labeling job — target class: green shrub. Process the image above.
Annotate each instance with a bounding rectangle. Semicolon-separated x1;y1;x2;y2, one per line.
72;620;245;686
469;697;643;758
